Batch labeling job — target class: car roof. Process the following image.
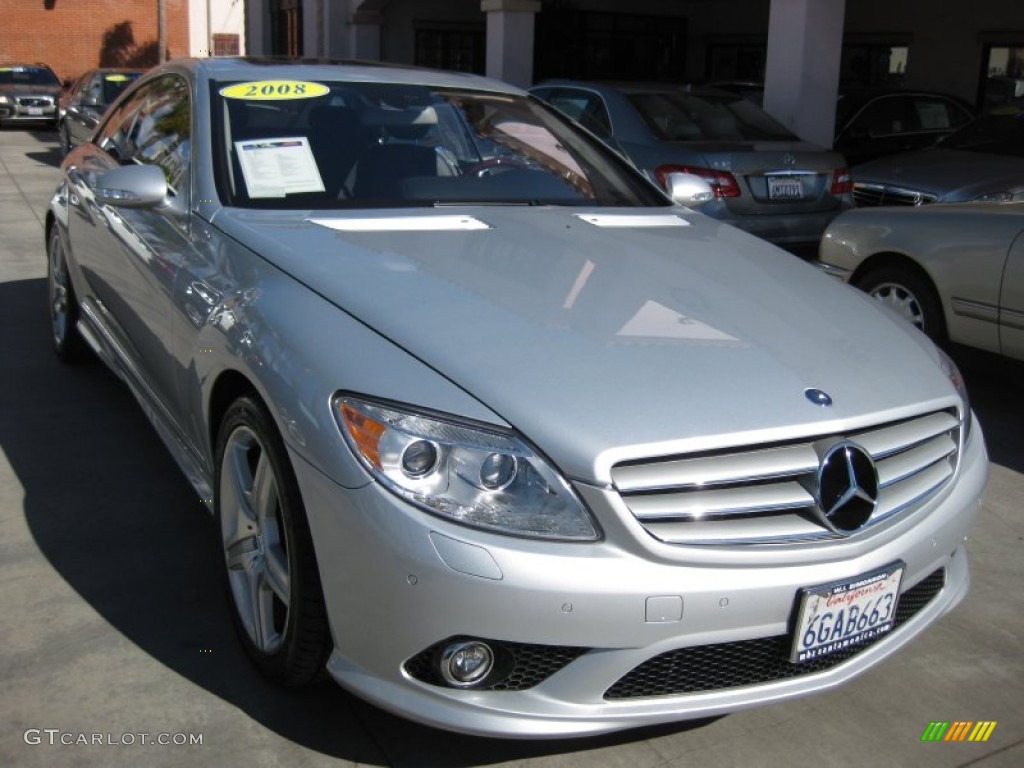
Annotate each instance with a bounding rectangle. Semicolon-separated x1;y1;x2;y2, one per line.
179;56;524;95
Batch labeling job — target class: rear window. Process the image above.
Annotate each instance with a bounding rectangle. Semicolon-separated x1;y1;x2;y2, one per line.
628;90;797;142
210;80;666;209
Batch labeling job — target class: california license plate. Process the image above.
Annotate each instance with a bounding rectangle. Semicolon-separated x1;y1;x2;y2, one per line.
791;563;904;663
767;175;803;200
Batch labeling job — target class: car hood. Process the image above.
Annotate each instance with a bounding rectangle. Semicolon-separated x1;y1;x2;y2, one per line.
853;148;1024;200
213;206;955;483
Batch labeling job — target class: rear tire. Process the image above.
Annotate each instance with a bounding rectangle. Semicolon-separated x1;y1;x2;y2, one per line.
856;266;946;346
214;395;331;687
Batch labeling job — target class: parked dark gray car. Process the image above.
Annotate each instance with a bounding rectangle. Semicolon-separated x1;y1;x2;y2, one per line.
852;101;1024;207
0;63;61;128
530;81;853;257
58;68;145;154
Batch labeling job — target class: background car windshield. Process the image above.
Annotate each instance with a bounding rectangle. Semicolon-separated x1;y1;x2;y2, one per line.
102;73;142;105
0;66;59;86
627;90;798;141
211;81;666;209
938;105;1024;156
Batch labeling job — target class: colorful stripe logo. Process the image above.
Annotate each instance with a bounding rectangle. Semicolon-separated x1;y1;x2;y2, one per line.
921;721;997;742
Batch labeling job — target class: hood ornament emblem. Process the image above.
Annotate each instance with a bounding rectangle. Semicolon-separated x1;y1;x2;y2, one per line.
815;441;879;534
804;388;832;407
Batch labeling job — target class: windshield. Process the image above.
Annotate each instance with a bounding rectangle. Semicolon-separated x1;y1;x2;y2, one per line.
210;80;667;209
628;89;797;141
0;65;59;86
100;72;143;105
938;105;1024;157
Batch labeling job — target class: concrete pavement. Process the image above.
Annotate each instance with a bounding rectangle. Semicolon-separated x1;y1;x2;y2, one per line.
0;127;1021;768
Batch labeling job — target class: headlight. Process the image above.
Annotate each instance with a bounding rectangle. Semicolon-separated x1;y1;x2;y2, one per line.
0;95;10;104
937;348;971;444
333;395;599;541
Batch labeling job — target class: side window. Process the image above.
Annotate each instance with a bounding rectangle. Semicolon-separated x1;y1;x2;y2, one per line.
126;76;191;201
848;96;915;137
94;86;149;162
913;97;972;131
96;75;191;204
68;73;91;102
547;88;612;139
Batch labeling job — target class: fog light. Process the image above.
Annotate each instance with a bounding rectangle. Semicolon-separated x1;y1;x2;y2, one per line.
439;640;494;687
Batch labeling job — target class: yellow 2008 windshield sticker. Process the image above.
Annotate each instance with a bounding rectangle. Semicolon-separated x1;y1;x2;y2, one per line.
219;81;329;100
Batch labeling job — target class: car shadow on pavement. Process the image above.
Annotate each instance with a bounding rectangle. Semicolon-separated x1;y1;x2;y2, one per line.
950;345;1024;474
25;146;63;169
0;277;709;766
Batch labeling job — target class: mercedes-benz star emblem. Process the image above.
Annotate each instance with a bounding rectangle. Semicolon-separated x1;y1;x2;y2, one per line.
815;441;878;534
804;388;833;407
783;152;797;166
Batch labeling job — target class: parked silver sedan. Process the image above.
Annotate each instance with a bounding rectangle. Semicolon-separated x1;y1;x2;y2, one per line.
47;58;987;738
851;102;1024;207
818;201;1024;360
58;68;145;154
530;81;853;257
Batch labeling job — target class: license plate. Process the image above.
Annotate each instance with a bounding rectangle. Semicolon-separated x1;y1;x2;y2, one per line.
27;107;44;116
767;176;804;200
791;563;904;663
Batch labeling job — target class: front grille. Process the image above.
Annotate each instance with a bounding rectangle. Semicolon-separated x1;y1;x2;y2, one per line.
611;409;960;545
605;567;945;699
16;97;54;108
853;183;937;207
404;638;588;691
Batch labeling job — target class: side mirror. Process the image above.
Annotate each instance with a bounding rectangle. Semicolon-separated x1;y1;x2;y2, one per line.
93;164;168;208
664;172;714;206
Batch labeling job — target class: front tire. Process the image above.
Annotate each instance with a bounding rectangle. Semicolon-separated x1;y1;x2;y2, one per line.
47;227;88;362
59;121;72;155
215;395;331;686
856;265;946;345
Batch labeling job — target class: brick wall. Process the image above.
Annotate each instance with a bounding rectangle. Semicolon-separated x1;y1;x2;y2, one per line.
0;0;190;84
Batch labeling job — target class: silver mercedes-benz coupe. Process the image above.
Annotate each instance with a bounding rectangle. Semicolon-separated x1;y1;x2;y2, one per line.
46;58;988;738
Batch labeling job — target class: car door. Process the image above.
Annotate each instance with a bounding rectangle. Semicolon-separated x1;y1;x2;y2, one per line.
1000;229;1024;360
66;73;194;417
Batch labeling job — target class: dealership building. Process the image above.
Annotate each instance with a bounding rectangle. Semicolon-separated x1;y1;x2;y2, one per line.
241;0;1022;146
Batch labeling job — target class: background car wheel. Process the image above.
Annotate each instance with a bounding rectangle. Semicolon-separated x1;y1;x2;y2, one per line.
857;266;946;345
47;227;88;362
215;395;331;687
59;121;72;155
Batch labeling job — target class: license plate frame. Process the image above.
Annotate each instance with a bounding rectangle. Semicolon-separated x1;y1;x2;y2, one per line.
767;175;804;200
791;562;905;663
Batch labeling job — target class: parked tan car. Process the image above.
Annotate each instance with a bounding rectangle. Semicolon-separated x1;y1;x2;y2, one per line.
818;201;1024;360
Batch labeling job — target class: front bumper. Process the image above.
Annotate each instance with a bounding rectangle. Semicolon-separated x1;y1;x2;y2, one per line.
0;103;57;124
293;419;987;738
699;198;852;250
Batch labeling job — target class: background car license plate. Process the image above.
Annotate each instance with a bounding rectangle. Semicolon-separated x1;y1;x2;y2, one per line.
767;176;803;200
27;107;44;116
791;563;904;663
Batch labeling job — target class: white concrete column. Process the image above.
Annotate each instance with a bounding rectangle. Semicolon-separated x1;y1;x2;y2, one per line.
349;8;382;60
482;0;541;88
763;0;846;148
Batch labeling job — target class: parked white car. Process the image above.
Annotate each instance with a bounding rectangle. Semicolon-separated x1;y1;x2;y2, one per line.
818;201;1024;361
